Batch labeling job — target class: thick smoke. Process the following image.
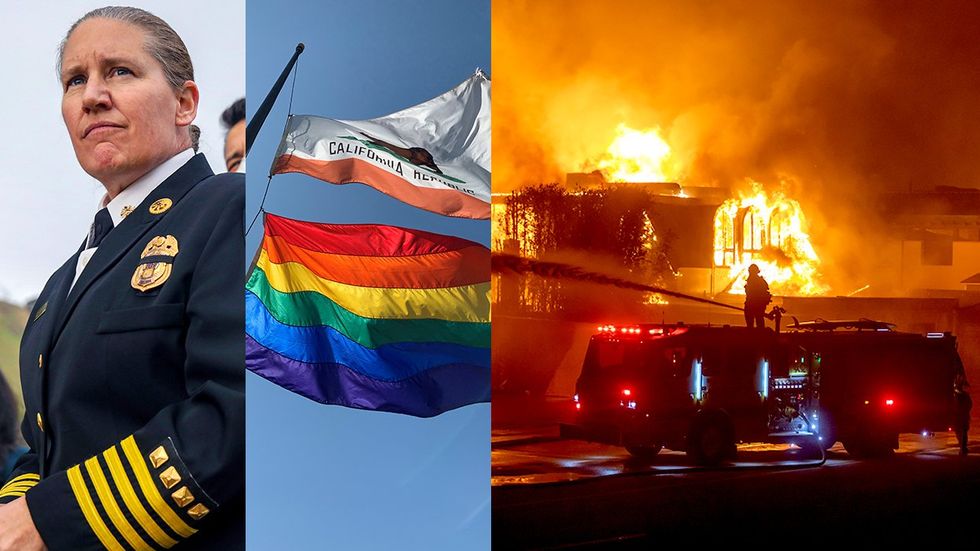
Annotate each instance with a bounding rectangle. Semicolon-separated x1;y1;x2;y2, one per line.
493;0;980;293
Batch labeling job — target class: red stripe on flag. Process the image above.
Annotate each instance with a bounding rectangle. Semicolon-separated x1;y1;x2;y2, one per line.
262;234;490;289
264;213;483;257
273;155;490;219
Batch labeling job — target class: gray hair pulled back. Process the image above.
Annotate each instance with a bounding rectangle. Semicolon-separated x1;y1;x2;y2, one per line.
58;6;200;152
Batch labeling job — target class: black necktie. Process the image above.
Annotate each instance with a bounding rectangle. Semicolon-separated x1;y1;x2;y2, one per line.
86;208;113;250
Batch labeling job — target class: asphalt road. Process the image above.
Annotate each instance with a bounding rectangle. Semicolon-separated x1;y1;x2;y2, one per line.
492;430;980;548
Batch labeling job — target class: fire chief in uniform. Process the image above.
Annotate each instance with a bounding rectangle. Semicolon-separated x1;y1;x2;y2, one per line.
0;7;243;550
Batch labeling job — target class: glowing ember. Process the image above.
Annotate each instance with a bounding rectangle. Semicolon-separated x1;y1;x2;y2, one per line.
713;180;828;296
643;292;669;305
591;124;679;183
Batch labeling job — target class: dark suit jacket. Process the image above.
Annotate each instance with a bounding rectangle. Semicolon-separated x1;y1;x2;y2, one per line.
0;154;244;550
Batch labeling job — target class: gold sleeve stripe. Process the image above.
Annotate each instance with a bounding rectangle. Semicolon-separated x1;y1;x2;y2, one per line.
66;465;126;551
4;473;40;482
1;481;38;490
0;486;37;498
84;457;154;551
0;484;36;495
120;436;197;538
1;480;37;488
1;473;39;489
104;446;178;549
0;491;27;499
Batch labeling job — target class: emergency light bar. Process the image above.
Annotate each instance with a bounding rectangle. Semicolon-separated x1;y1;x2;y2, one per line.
595;324;688;337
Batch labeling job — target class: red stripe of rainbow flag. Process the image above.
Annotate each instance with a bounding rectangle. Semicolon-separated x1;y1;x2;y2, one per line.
245;213;490;417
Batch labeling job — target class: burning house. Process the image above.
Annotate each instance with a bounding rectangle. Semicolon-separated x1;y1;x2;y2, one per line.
491;140;980;395
490;0;980;395
493;171;829;302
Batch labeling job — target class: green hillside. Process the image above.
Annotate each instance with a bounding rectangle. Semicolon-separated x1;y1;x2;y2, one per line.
0;299;27;416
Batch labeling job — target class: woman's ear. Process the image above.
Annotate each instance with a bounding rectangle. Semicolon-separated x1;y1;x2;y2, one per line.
175;80;200;127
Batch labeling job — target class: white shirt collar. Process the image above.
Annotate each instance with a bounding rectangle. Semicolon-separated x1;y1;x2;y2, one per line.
101;149;194;226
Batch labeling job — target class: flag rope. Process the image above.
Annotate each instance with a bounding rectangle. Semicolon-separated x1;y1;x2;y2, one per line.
246;55;302;238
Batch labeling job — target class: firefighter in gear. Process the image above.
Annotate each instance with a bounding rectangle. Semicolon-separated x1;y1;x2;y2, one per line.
744;264;771;329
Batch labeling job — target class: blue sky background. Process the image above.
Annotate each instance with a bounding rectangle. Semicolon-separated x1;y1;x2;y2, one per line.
245;1;490;549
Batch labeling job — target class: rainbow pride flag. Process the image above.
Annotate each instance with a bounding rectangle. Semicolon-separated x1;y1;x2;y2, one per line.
245;214;491;417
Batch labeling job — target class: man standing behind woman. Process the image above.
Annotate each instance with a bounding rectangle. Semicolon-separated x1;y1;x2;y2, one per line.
221;98;246;173
0;7;243;550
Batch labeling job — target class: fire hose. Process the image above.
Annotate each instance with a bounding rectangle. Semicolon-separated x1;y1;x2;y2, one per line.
492;253;746;313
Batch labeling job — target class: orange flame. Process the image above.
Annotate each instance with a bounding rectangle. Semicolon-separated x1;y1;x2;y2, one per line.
714;180;827;296
587;124;681;183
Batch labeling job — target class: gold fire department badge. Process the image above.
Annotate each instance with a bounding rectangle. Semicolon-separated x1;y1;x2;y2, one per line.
149;198;173;214
131;235;179;292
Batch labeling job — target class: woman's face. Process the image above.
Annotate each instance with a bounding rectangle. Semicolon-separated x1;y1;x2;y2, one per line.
60;18;190;192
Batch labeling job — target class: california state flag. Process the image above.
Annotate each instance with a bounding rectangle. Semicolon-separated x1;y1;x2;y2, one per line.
273;71;490;219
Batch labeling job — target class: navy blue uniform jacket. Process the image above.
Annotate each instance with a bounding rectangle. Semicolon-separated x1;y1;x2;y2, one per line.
0;154;244;550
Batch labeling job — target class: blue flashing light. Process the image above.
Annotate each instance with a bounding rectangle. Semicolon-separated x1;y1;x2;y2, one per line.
627;401;637;410
692;359;703;401
760;359;769;399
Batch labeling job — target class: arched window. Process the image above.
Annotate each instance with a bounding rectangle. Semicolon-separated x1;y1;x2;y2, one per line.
737;206;765;263
769;205;791;250
713;208;736;266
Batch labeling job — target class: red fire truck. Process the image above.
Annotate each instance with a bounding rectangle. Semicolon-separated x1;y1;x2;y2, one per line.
560;320;964;464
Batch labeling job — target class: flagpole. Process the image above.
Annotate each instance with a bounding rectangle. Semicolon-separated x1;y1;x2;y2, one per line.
245;43;305;156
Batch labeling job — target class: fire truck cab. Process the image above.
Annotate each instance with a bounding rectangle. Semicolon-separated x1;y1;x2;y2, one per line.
560;321;963;464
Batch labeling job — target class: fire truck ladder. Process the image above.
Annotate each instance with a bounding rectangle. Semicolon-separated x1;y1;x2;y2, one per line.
787;318;896;332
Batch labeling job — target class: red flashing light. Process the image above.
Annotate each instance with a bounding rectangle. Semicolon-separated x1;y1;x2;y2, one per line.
885;399;895;407
622;389;632;397
575;403;581;411
595;324;688;337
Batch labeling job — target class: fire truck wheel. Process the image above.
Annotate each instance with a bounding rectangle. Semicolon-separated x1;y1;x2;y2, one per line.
687;412;735;466
626;445;663;461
